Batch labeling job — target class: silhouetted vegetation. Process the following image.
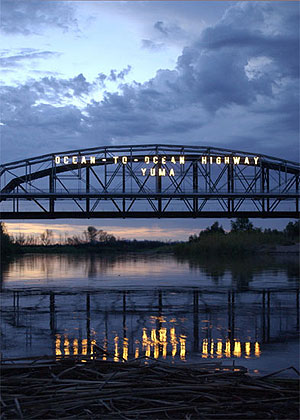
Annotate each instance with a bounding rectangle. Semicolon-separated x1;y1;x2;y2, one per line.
1;220;299;257
175;218;299;256
1;224;172;256
0;222;20;257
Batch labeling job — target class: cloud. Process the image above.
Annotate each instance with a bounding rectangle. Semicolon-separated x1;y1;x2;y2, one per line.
108;66;132;82
0;49;61;68
1;2;299;163
154;21;168;36
141;40;164;51
1;0;78;35
153;20;188;42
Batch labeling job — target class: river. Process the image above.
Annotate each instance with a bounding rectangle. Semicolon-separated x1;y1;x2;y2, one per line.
1;252;299;376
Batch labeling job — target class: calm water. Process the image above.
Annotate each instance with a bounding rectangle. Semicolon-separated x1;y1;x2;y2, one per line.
1;252;299;376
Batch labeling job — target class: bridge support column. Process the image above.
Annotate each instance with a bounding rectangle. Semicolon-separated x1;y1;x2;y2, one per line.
193;162;198;213
49;174;54;213
261;166;265;212
86;167;90;212
227;164;234;212
156;164;162;214
122;164;126;213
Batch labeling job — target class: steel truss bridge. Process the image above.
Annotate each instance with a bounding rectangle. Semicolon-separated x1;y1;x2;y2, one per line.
0;144;299;219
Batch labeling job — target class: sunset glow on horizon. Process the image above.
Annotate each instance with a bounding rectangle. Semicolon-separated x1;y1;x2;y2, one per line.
4;221;198;242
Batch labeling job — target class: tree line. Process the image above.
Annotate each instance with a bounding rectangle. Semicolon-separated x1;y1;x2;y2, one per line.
0;224;170;256
176;218;299;257
1;219;299;258
0;225;117;248
188;218;299;243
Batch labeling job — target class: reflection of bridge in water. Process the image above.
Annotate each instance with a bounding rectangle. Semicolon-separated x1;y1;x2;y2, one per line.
2;288;298;361
1;144;299;218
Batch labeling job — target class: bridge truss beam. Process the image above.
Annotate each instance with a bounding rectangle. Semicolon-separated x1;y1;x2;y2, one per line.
1;144;299;219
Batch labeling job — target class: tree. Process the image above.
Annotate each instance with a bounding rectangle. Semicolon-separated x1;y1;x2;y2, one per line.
188;234;198;243
231;218;254;232
85;226;98;244
200;221;225;236
40;229;53;246
0;222;15;256
84;226;116;244
208;221;225;234
14;233;26;245
98;229;116;243
284;221;300;239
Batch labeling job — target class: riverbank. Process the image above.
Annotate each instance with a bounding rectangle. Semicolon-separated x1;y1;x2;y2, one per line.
2;241;174;256
174;232;299;257
1;356;299;419
3;239;299;258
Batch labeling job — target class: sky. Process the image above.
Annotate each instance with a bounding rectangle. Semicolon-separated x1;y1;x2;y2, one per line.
1;0;299;241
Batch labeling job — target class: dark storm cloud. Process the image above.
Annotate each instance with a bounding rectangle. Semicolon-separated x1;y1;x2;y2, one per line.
0;75;90;155
1;2;299;163
84;2;298;158
26;74;93;102
1;0;78;35
0;49;60;68
1;80;85;160
108;66;132;82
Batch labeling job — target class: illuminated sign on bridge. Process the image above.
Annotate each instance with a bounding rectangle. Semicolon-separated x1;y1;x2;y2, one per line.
0;144;299;219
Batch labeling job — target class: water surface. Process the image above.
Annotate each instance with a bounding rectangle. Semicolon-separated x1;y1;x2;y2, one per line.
1;252;299;376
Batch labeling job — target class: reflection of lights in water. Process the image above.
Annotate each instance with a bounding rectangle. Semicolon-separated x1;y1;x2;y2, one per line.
225;340;231;358
216;340;222;358
233;341;241;358
82;339;87;356
179;335;186;360
114;336;119;362
103;337;108;361
64;335;70;356
150;315;166;324
55;334;62;358
245;342;251;358
54;330;260;362
210;339;214;356
146;342;151;358
151;329;157;343
153;330;159;359
170;327;177;358
91;339;96;357
160;328;167;359
159;328;167;343
142;328;151;357
142;329;148;348
135;340;139;359
123;338;128;361
255;342;261;357
202;338;208;358
73;338;78;355
140;326;182;360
